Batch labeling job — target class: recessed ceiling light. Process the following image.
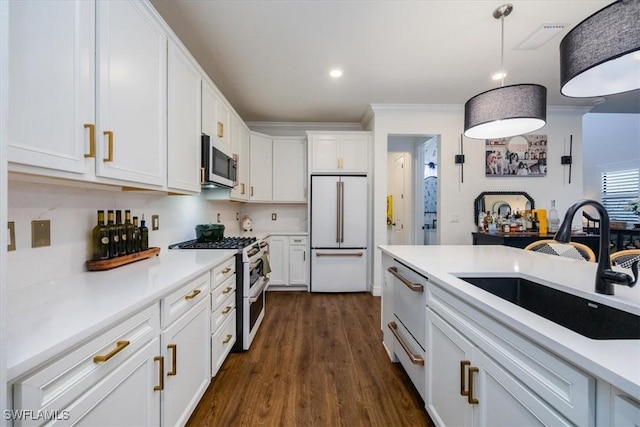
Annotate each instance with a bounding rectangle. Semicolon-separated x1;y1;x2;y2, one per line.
492;71;507;81
329;68;343;78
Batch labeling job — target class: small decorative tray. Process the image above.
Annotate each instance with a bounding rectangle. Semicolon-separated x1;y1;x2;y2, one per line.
86;247;161;271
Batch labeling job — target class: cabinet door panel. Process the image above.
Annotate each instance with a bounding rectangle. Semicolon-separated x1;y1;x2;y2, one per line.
97;0;167;186
273;138;306;202
426;308;473;427
289;246;307;286
269;236;289;285
8;0;94;174
340;134;369;173
162;296;211;427
249;133;272;201
311;135;340;172
167;41;201;193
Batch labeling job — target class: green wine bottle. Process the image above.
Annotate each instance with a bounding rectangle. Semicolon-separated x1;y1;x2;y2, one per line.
115;210;125;256
132;216;141;253
107;210;119;258
124;210;135;254
91;210;109;260
139;215;149;251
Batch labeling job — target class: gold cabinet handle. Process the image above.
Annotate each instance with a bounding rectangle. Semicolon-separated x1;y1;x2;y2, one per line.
167;344;177;376
217;122;224;138
460;360;470;396
241;183;245;195
184;289;201;300
222;286;233;294
93;340;130;363
154;356;164;391
103;130;114;162
222;267;232;274
303;251;306;262
200;167;205;184
250;186;254;197
387;266;424;292
222;306;232;314
84;124;95;158
222;334;233;344
468;366;479;404
387;322;424;365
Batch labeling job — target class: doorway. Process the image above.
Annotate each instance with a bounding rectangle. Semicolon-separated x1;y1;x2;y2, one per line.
387;135;440;245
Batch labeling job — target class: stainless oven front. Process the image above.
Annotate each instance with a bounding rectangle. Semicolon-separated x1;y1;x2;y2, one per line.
241;241;269;350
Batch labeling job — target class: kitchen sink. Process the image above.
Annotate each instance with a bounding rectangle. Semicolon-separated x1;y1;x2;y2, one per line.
457;276;640;340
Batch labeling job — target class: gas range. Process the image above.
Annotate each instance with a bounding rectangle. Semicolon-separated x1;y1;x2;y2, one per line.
168;236;257;251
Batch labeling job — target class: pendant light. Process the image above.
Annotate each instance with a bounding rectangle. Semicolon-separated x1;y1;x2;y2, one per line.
464;4;547;140
560;0;640;97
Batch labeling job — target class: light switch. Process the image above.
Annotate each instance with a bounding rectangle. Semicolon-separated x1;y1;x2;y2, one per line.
152;215;159;231
32;220;51;248
272;213;277;221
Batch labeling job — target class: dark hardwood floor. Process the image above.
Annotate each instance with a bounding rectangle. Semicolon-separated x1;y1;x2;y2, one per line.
187;291;434;427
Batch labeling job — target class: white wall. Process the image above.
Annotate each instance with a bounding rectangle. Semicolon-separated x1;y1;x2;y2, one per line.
582;113;640;201
7;179;242;290
241;203;307;232
370;105;587;294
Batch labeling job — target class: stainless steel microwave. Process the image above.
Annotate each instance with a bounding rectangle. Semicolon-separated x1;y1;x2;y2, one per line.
201;134;238;188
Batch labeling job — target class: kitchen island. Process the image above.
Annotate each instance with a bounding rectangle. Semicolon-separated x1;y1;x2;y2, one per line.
380;244;640;426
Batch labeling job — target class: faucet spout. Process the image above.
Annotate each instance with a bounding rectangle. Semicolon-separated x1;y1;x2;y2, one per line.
554;199;638;295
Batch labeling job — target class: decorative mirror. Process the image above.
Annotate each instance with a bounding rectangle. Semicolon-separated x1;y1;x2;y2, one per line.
474;191;535;225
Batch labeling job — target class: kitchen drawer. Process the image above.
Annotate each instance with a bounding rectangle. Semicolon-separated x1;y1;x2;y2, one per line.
388;319;425;401
211;292;235;334
428;284;594;427
389;260;427;350
289;235;307;246
212;256;235;287
161;272;210;328
212;274;235;309
211;310;236;377
13;304;159;418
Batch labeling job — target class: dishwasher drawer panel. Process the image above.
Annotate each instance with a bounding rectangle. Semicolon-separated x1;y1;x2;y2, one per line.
390;261;427;349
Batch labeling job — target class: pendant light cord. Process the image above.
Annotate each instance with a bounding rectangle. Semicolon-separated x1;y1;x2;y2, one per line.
500;13;505;87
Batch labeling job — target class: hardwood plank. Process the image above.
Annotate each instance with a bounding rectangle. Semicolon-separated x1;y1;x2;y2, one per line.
187;292;434;426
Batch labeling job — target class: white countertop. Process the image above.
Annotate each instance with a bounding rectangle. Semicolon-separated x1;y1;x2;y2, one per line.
4;249;237;382
379;244;640;399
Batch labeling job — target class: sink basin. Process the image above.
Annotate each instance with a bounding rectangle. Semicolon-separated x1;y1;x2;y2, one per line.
457;276;640;340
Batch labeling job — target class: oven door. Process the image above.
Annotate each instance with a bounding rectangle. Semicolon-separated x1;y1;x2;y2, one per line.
244;276;269;349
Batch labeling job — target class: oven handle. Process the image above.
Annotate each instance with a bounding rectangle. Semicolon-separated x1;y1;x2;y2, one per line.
249;277;269;303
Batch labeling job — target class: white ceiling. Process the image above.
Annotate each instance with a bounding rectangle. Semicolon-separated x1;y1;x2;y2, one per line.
150;0;640;123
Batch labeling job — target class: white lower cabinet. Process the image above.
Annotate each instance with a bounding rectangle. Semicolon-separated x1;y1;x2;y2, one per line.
210;257;236;377
268;235;308;289
268;236;289;286
426;284;595;427
160;296;211;427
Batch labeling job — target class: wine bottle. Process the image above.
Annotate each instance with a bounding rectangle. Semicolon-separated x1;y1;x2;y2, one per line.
124;210;135;254
107;210;119;258
115;210;126;256
132;216;141;253
91;210;109;260
139;215;149;251
548;200;560;233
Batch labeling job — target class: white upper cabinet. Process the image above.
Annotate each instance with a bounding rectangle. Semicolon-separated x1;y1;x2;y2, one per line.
95;0;167;187
202;80;230;149
229;115;250;201
167;39;201;194
8;0;95;174
272;137;307;202
308;132;370;174
249;132;273;202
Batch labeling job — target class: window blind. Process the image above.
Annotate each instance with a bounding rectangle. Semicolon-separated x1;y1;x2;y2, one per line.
601;168;640;221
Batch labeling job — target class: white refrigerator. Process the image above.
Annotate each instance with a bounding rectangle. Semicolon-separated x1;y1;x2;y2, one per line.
310;175;368;292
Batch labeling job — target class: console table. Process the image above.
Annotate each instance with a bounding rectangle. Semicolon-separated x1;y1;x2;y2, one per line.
472;232;601;259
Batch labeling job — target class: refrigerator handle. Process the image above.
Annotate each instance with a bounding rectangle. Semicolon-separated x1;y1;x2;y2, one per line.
340;181;345;243
336;181;341;243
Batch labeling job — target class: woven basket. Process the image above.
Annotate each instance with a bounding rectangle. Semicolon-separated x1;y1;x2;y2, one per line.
610;221;628;230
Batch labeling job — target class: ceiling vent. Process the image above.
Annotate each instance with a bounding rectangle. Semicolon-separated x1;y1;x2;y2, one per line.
515;24;568;50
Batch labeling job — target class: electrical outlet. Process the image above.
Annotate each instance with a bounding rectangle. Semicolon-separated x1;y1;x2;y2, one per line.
8;221;16;251
31;220;51;248
236;212;239;221
272;213;277;221
217;213;221;223
152;215;159;230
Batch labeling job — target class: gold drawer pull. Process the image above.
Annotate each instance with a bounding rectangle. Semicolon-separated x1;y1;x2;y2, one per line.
154;356;164;391
167;344;177;376
468;366;479;404
241;183;245;194
222;334;233;344
387;266;424;292
93;340;130;363
222;306;232;314
84;124;95;158
103;130;113;162
387;322;424;365
200;167;205;184
460;360;470;396
222;267;232;274
184;289;201;300
222;286;233;294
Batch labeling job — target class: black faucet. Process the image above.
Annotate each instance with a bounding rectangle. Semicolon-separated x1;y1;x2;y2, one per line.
554;199;638;295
